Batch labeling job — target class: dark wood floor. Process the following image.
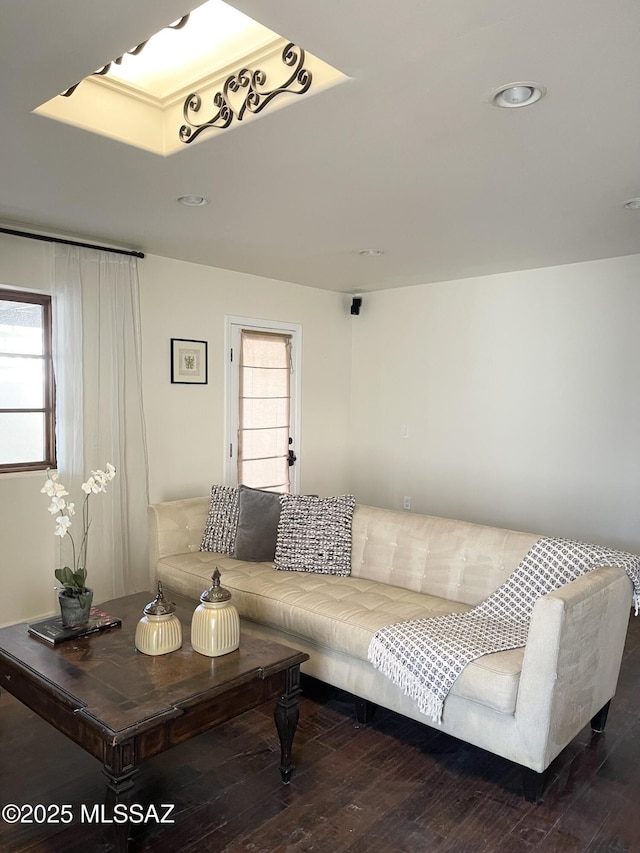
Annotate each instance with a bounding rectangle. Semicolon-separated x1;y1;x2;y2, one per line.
3;615;640;853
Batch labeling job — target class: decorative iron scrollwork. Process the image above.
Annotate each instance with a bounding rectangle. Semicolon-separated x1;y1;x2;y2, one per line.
179;43;312;144
61;15;190;97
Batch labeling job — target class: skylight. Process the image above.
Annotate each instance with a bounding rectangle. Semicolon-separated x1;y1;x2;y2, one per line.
34;0;347;156
103;2;269;99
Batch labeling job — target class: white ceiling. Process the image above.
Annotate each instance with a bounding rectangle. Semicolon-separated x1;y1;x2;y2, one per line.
2;0;640;293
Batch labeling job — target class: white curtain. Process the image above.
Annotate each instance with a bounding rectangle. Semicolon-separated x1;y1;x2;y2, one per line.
51;245;149;600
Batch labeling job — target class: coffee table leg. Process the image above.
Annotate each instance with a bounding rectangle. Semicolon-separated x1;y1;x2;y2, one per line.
101;743;139;853
103;741;139;795
274;664;302;783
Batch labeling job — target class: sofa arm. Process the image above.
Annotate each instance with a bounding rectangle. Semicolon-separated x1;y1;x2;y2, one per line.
515;565;632;771
148;497;210;586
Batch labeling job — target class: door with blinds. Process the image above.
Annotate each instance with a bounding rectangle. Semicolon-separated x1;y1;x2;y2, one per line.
226;318;301;493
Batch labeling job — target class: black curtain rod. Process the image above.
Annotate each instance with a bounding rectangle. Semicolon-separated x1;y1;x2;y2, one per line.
0;225;145;259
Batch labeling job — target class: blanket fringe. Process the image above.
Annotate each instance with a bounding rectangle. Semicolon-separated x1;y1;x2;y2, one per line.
369;638;444;724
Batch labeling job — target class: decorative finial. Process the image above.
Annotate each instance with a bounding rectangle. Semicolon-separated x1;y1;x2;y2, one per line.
200;566;232;603
142;581;176;616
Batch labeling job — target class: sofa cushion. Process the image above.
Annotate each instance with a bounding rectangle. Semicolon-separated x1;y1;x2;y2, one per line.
156;553;522;715
200;485;239;554
448;647;523;713
233;485;281;562
351;504;540;606
274;494;355;575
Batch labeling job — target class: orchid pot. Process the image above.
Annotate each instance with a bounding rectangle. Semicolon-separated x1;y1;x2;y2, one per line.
57;587;94;627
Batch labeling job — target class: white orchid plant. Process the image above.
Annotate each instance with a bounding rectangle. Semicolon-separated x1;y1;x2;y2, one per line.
41;463;116;597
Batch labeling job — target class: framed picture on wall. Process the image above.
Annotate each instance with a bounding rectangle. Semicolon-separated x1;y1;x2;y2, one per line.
171;338;208;384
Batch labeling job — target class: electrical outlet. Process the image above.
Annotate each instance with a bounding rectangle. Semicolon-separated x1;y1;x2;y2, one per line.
403;496;411;510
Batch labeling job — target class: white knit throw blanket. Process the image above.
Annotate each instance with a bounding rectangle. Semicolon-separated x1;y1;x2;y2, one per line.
368;537;640;725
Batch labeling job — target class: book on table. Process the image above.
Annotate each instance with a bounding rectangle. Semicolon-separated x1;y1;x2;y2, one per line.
28;607;122;645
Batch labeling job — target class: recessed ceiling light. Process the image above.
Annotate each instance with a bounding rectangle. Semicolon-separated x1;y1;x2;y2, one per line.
177;195;209;206
490;82;546;108
623;198;640;210
358;248;383;257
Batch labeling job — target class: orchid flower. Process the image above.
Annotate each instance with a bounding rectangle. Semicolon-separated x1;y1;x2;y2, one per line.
81;476;102;494
47;495;67;515
54;515;72;537
41;474;69;499
42;464;117;592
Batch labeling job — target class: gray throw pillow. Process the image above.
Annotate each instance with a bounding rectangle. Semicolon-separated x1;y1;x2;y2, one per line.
233;485;282;562
274;494;356;575
200;485;239;554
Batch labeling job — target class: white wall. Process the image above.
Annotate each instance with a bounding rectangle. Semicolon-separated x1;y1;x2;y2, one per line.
139;254;353;503
350;254;640;553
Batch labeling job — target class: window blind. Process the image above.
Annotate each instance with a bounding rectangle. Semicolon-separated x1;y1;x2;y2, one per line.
238;329;291;492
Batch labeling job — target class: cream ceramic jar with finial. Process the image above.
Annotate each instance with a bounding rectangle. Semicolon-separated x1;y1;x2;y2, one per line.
191;568;240;657
135;581;183;655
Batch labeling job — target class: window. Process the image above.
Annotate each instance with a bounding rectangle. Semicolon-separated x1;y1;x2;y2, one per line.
226;317;301;493
0;289;56;473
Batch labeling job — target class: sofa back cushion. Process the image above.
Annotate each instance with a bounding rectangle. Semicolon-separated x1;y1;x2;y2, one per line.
351;505;539;605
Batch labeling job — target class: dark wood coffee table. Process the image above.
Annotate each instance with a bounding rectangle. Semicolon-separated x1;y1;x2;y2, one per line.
0;592;309;795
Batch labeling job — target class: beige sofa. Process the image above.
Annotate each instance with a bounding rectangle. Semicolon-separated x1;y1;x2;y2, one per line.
148;497;633;799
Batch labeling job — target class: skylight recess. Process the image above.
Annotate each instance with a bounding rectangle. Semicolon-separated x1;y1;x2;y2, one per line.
34;0;347;156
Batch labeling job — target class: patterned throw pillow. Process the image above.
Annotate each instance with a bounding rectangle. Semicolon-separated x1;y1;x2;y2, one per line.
274;494;356;575
200;485;240;554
